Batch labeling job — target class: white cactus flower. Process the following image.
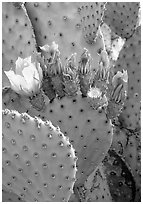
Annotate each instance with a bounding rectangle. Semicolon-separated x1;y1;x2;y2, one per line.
4;56;43;96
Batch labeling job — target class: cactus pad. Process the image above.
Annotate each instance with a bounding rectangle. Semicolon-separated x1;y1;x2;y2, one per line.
114;26;141;130
2;185;25;202
102;149;136;202
2;109;77;202
2;2;37;87
84;164;112;202
104;2;140;39
111;128;141;201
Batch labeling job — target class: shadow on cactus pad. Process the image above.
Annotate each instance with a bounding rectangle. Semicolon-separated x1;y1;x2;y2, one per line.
102;149;136;202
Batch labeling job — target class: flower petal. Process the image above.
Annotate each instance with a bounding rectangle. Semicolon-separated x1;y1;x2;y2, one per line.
36;62;43;82
4;70;29;94
22;65;36;89
51;41;59;50
22;56;32;69
22;63;41;94
15;57;24;75
15;56;32;75
24;56;32;64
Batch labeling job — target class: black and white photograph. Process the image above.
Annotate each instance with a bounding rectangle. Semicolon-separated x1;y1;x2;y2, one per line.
2;1;141;202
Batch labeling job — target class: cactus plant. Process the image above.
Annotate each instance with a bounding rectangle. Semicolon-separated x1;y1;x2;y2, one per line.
102;149;136;202
25;2;105;70
3;87;113;186
2;2;37;87
103;2;140;39
3;30;114;187
114;26;141;130
84;164;112;202
79;2;106;44
2;2;141;202
71;164;112;202
2;109;77;202
2;185;25;202
111;127;141;201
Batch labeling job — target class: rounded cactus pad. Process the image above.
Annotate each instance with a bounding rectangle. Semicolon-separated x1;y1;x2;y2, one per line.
2;2;37;87
103;2;140;39
33;95;113;185
2;109;77;202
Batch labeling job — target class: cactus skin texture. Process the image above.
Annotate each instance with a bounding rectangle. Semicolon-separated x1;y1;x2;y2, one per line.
100;23;125;63
2;185;25;202
114;26;141;130
104;2;140;39
3;89;113;186
84;164;112;202
119;95;141;131
25;2;105;70
111;127;141;201
79;2;106;44
71;164;112;202
102;149;136;202
2;109;77;202
2;2;37;87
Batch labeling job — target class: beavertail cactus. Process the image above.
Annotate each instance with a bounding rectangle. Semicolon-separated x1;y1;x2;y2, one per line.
25;2;105;70
114;26;141;130
100;23;125;63
102;149;136;202
2;109;77;202
2;185;24;202
84;164;112;202
111;127;141;201
2;2;37;87
103;2;140;39
79;2;106;44
2;2;141;202
3;88;113;186
72;164;112;202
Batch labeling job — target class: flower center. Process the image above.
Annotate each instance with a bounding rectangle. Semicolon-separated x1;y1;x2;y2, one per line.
24;62;28;67
87;87;102;98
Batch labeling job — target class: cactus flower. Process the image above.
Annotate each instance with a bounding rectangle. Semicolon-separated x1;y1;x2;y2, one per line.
112;70;128;87
40;42;63;75
40;41;59;65
111;70;128;103
87;87;102;99
4;56;43;96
